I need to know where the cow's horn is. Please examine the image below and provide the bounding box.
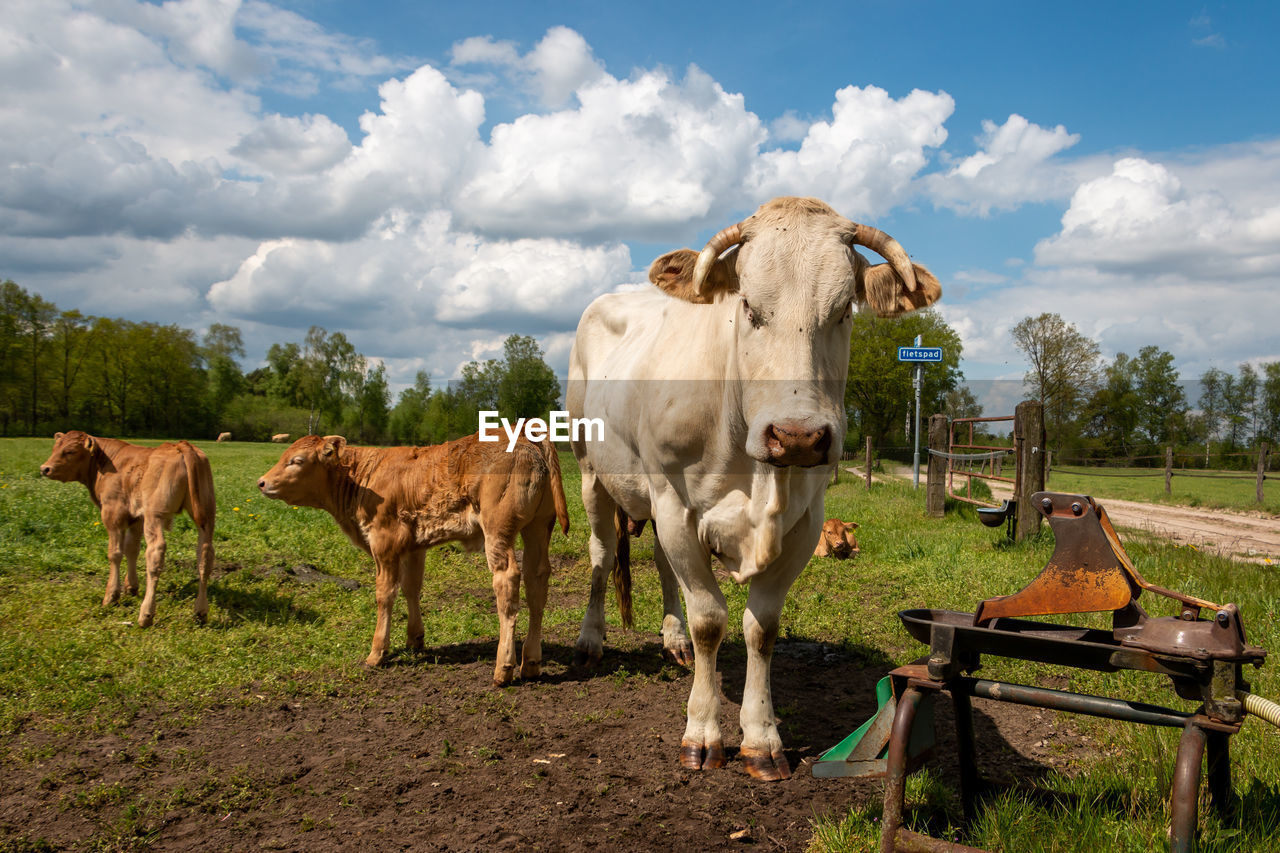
[852,223,917,292]
[692,222,743,296]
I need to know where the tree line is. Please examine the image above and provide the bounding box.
[0,280,560,443]
[1012,312,1280,467]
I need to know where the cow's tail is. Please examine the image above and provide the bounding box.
[612,506,634,630]
[177,441,217,533]
[538,438,570,535]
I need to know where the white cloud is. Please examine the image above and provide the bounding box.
[450,25,604,108]
[924,114,1084,215]
[454,65,765,240]
[748,85,953,219]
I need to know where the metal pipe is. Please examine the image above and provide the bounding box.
[880,686,923,853]
[1170,723,1207,853]
[963,678,1192,728]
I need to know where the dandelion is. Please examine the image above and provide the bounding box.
[233,507,240,512]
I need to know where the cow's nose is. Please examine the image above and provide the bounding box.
[764,421,831,467]
[40,465,51,477]
[257,478,267,491]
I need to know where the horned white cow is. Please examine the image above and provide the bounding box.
[567,197,940,780]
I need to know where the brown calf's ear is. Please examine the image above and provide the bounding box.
[859,262,942,318]
[648,247,739,304]
[321,435,347,458]
[54,431,65,440]
[83,436,95,453]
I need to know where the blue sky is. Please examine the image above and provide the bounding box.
[4,0,1279,394]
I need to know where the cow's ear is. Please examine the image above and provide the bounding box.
[83,436,95,453]
[858,262,942,318]
[54,431,64,440]
[648,248,738,303]
[321,436,347,458]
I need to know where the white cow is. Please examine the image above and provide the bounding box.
[567,197,940,780]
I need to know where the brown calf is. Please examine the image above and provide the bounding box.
[271,433,290,443]
[813,518,860,559]
[216,432,231,442]
[257,433,570,685]
[40,431,217,626]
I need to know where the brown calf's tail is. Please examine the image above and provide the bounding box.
[177,441,217,532]
[539,438,570,534]
[612,506,634,630]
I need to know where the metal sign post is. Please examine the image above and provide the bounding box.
[897,337,943,490]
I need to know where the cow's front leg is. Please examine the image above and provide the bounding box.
[487,535,521,686]
[573,470,616,667]
[657,521,727,770]
[738,518,816,781]
[401,549,426,652]
[366,548,402,667]
[137,515,169,627]
[123,519,142,597]
[654,536,693,666]
[102,517,127,607]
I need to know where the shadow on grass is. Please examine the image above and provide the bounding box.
[189,580,323,627]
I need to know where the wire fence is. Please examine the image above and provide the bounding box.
[1046,444,1273,505]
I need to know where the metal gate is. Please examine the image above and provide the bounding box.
[947,414,1015,506]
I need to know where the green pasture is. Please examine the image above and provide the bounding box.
[1,437,1278,851]
[1045,465,1279,515]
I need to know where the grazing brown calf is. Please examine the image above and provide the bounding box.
[216,432,231,442]
[257,433,570,684]
[40,431,217,626]
[271,433,290,443]
[813,518,860,559]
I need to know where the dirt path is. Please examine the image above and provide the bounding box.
[987,481,1280,562]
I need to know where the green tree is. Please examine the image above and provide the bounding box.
[846,308,962,449]
[497,334,562,420]
[203,323,246,424]
[47,309,94,424]
[1222,363,1258,450]
[389,371,433,444]
[1083,352,1141,457]
[1198,368,1227,464]
[1133,345,1186,447]
[1261,362,1280,444]
[1010,313,1100,448]
[352,361,391,443]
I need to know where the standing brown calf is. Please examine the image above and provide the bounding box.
[257,433,570,685]
[40,431,217,626]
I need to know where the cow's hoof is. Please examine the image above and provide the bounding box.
[662,640,695,668]
[740,747,791,781]
[407,635,425,652]
[680,740,726,771]
[103,592,120,607]
[136,613,153,628]
[364,653,389,668]
[572,645,602,669]
[194,611,207,626]
[519,660,542,680]
[493,666,516,687]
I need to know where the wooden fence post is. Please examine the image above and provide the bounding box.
[865,436,873,491]
[926,414,948,517]
[1014,400,1046,542]
[1166,447,1173,495]
[1259,443,1269,504]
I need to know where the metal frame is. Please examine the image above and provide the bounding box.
[946,415,1015,507]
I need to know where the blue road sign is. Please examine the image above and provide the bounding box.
[897,347,943,363]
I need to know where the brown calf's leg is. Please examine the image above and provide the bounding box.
[519,521,553,681]
[123,520,143,597]
[103,520,126,607]
[488,537,522,687]
[401,550,426,652]
[193,518,214,624]
[137,515,169,627]
[366,552,401,667]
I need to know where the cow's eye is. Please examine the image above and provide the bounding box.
[742,298,763,329]
[290,457,305,466]
[842,300,853,322]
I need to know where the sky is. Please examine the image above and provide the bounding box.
[4,0,1279,399]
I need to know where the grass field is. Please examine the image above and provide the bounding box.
[1,436,1279,851]
[1045,465,1279,515]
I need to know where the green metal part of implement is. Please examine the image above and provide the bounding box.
[812,675,936,778]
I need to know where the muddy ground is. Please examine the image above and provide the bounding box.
[0,619,1092,853]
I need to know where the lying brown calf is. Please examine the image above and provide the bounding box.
[813,518,860,558]
[258,433,569,684]
[40,431,217,626]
